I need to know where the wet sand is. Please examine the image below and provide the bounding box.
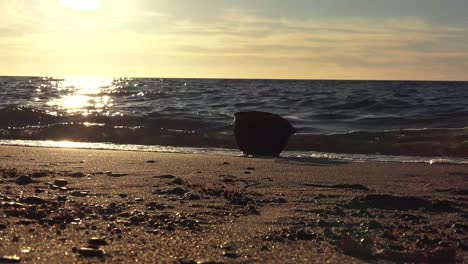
[0,145,467,263]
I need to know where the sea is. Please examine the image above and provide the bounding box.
[1,76,467,164]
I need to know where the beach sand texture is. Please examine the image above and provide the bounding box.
[0,145,467,263]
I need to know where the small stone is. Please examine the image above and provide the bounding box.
[183,193,201,200]
[135,198,144,202]
[1,202,25,209]
[71,191,89,197]
[220,242,237,251]
[275,198,287,203]
[20,248,30,253]
[146,160,156,163]
[0,255,21,263]
[223,251,240,258]
[341,236,373,259]
[154,174,176,179]
[15,175,35,185]
[222,178,235,183]
[34,188,45,194]
[170,178,185,185]
[54,179,68,187]
[21,196,46,205]
[107,172,128,177]
[296,229,317,240]
[167,187,188,196]
[88,237,108,247]
[77,247,104,257]
[71,172,85,178]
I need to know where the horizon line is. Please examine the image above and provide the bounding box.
[1,74,467,83]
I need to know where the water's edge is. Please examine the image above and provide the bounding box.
[1,139,466,165]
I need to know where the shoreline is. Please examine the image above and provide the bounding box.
[0,145,467,263]
[1,140,467,165]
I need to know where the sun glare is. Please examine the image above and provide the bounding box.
[47,77,115,116]
[59,0,102,12]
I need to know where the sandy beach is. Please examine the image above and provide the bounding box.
[0,145,467,263]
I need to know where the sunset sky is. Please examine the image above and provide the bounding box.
[1,0,467,80]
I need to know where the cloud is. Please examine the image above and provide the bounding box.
[1,2,467,80]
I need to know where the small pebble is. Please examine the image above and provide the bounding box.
[21,197,46,205]
[184,193,201,200]
[223,251,240,258]
[154,174,176,179]
[71,172,85,178]
[0,255,21,263]
[71,191,89,197]
[167,187,188,196]
[88,237,108,247]
[77,247,104,257]
[15,175,34,185]
[34,188,45,194]
[107,172,128,177]
[54,179,68,187]
[170,178,185,185]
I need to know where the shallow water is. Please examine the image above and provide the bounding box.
[1,76,468,161]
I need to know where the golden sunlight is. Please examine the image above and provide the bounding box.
[59,0,103,12]
[47,77,115,115]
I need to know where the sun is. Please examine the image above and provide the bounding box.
[59,0,103,12]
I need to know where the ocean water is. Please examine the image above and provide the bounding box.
[1,76,467,163]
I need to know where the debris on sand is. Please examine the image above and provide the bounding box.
[303,183,369,191]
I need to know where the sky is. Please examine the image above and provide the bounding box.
[1,0,468,80]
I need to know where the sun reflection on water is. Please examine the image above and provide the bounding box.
[46,76,118,116]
